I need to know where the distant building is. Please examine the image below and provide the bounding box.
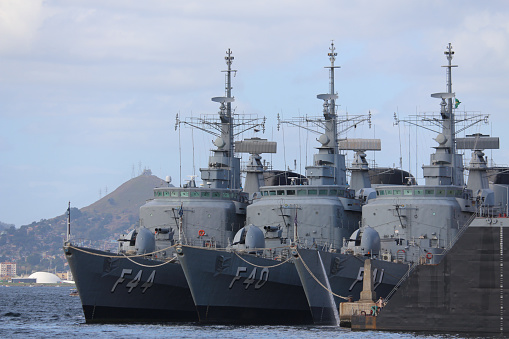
[56,271,72,281]
[11,278,36,284]
[0,262,16,278]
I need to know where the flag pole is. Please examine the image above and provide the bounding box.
[66,201,71,242]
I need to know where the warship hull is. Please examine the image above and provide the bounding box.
[177,245,408,325]
[177,245,313,324]
[293,249,409,325]
[352,217,509,333]
[64,244,197,323]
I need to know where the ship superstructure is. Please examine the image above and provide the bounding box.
[344,43,495,264]
[177,42,385,325]
[293,43,499,326]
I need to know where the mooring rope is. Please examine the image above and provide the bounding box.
[67,243,177,258]
[295,248,349,300]
[233,251,292,268]
[121,253,177,267]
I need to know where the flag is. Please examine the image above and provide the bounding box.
[454,98,461,109]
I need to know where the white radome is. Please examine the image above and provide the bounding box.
[28,272,62,284]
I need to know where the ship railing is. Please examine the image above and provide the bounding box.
[475,205,504,218]
[383,261,416,304]
[69,238,118,252]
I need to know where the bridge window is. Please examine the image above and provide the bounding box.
[414,189,424,195]
[191,192,200,197]
[436,189,445,196]
[287,190,295,195]
[171,191,178,197]
[403,189,413,195]
[297,190,307,196]
[180,191,189,197]
[212,192,220,198]
[201,192,210,197]
[319,189,328,195]
[329,189,337,196]
[308,189,317,195]
[425,189,435,196]
[277,190,285,196]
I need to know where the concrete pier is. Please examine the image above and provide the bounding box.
[339,259,376,327]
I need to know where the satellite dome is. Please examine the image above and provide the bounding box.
[135,227,156,254]
[360,226,381,254]
[28,272,62,284]
[232,224,265,249]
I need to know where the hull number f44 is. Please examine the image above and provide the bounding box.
[111,269,156,293]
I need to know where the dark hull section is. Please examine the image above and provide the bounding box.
[178,246,313,325]
[354,220,509,333]
[194,305,311,325]
[294,249,409,325]
[64,245,197,323]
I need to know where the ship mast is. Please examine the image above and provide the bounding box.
[444,43,458,185]
[66,201,71,242]
[322,41,340,155]
[223,49,235,188]
[175,49,265,190]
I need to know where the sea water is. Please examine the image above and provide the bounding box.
[0,285,489,338]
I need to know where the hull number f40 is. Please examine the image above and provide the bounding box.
[229,266,269,290]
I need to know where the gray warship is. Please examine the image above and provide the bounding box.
[349,44,509,335]
[295,43,502,329]
[63,49,271,323]
[176,42,409,324]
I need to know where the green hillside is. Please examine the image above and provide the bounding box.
[0,171,167,274]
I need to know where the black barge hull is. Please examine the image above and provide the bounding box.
[352,218,509,333]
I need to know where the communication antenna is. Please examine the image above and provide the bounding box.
[66,201,71,242]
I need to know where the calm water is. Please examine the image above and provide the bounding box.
[0,286,494,338]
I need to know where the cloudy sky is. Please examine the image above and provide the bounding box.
[1,0,508,227]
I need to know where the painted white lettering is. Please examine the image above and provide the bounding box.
[111,268,132,293]
[374,269,385,289]
[126,270,143,293]
[141,270,156,293]
[255,267,269,289]
[349,267,364,291]
[243,267,257,289]
[229,267,247,289]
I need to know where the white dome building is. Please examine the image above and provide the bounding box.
[28,272,62,284]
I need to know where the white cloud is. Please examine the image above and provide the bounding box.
[2,0,509,226]
[0,0,44,54]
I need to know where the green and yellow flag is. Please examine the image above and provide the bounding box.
[454,98,461,109]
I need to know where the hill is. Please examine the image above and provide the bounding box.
[0,170,167,274]
[0,221,15,231]
[75,171,167,239]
